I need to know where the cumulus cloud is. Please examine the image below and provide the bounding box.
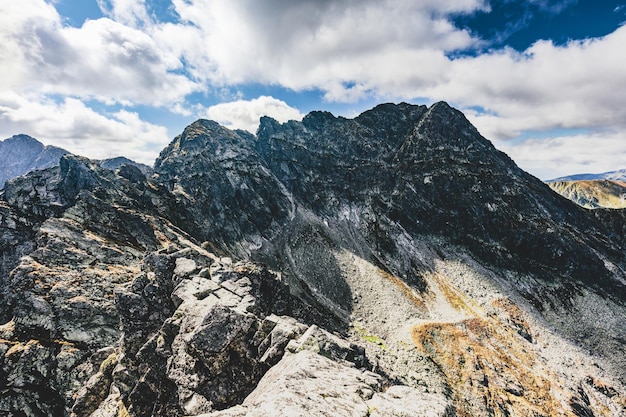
[162,0,626,144]
[166,0,485,89]
[445,27,626,140]
[205,96,304,133]
[495,131,626,180]
[96,0,151,27]
[0,0,196,106]
[0,93,169,164]
[0,0,61,91]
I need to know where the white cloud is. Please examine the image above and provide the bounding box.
[0,0,197,107]
[167,0,485,88]
[48,18,197,104]
[2,0,626,177]
[495,131,626,180]
[162,0,626,146]
[97,0,151,27]
[205,96,304,133]
[0,0,61,91]
[437,28,626,141]
[0,92,169,165]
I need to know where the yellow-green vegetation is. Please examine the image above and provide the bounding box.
[352,323,387,349]
[99,351,118,375]
[428,271,480,315]
[378,268,426,310]
[117,402,131,417]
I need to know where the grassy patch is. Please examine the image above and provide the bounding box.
[353,323,387,349]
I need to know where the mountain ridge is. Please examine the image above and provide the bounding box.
[0,134,70,189]
[548,168,626,182]
[1,102,625,416]
[0,134,153,190]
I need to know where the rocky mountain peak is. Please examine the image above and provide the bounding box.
[98,156,153,176]
[0,134,69,189]
[160,119,246,157]
[59,154,111,201]
[2,102,626,416]
[3,133,44,150]
[395,100,493,160]
[301,109,340,128]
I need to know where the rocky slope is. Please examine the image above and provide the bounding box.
[1,102,626,416]
[547,180,626,209]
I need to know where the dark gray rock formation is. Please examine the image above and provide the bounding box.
[1,102,626,416]
[0,154,188,416]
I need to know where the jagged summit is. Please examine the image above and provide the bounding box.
[3,133,43,148]
[1,102,626,416]
[156,102,620,289]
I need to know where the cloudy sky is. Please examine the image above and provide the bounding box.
[1,0,625,179]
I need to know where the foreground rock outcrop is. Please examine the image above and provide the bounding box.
[1,102,626,416]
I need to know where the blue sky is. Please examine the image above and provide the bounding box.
[1,0,625,179]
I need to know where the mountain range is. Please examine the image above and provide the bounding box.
[0,102,625,417]
[0,135,152,190]
[0,134,69,189]
[549,169,626,182]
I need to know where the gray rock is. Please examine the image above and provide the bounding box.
[367,385,455,417]
[199,350,381,417]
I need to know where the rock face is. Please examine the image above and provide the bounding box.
[0,134,69,189]
[2,102,626,417]
[548,180,626,209]
[0,155,186,416]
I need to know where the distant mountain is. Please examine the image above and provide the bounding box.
[99,156,153,176]
[548,180,626,209]
[549,168,626,182]
[0,135,154,190]
[0,134,69,189]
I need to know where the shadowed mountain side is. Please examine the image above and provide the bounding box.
[152,102,626,312]
[153,102,626,387]
[250,102,626,301]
